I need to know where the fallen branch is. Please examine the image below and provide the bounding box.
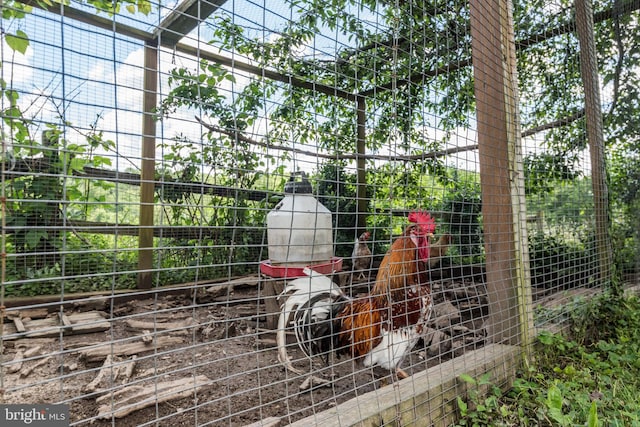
[96,375,211,419]
[20,356,51,378]
[84,355,113,393]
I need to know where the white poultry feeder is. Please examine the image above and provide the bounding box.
[260,172,342,327]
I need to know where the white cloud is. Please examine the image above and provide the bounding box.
[1,40,33,84]
[87,62,107,82]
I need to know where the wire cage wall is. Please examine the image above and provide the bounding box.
[1,0,638,425]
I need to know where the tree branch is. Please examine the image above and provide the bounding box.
[195,116,477,162]
[521,110,585,138]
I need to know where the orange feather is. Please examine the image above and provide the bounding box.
[371,227,424,302]
[336,298,384,359]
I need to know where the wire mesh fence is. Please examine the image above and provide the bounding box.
[0,0,638,425]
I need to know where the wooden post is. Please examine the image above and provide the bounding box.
[470,0,533,346]
[575,0,613,288]
[137,41,158,289]
[355,96,367,233]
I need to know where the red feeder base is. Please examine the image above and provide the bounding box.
[259,257,343,279]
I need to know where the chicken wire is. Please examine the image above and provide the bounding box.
[0,0,634,425]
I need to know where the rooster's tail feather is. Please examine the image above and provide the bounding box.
[277,271,349,373]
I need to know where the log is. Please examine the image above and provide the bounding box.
[72,299,107,311]
[84,355,113,393]
[60,313,73,328]
[20,356,51,378]
[6,308,49,320]
[125,318,195,332]
[80,336,184,363]
[13,318,26,333]
[6,338,55,348]
[205,275,260,297]
[120,356,137,384]
[96,375,210,419]
[23,345,42,358]
[2,311,110,340]
[6,349,25,374]
[23,317,60,338]
[69,312,111,334]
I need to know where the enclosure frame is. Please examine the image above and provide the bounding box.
[1,0,623,424]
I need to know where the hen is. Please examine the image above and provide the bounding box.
[351,231,373,281]
[277,211,436,380]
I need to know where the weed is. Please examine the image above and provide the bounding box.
[455,295,640,426]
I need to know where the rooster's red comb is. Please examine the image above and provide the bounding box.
[408,211,436,234]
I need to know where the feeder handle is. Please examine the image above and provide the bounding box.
[288,171,308,182]
[284,171,312,194]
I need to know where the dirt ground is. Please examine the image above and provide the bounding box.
[0,270,506,426]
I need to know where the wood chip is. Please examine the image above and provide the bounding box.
[62,362,78,373]
[141,330,153,344]
[433,300,461,318]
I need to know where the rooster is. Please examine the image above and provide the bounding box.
[351,231,373,281]
[277,211,436,381]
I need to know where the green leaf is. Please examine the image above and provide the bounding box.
[456,396,468,414]
[4,89,19,105]
[458,373,477,386]
[25,230,47,249]
[477,373,492,386]
[538,331,555,345]
[69,157,87,172]
[546,385,563,411]
[587,401,598,427]
[546,385,570,426]
[5,30,30,54]
[125,4,135,14]
[92,155,112,167]
[137,0,152,15]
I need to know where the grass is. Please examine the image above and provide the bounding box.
[455,293,640,426]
